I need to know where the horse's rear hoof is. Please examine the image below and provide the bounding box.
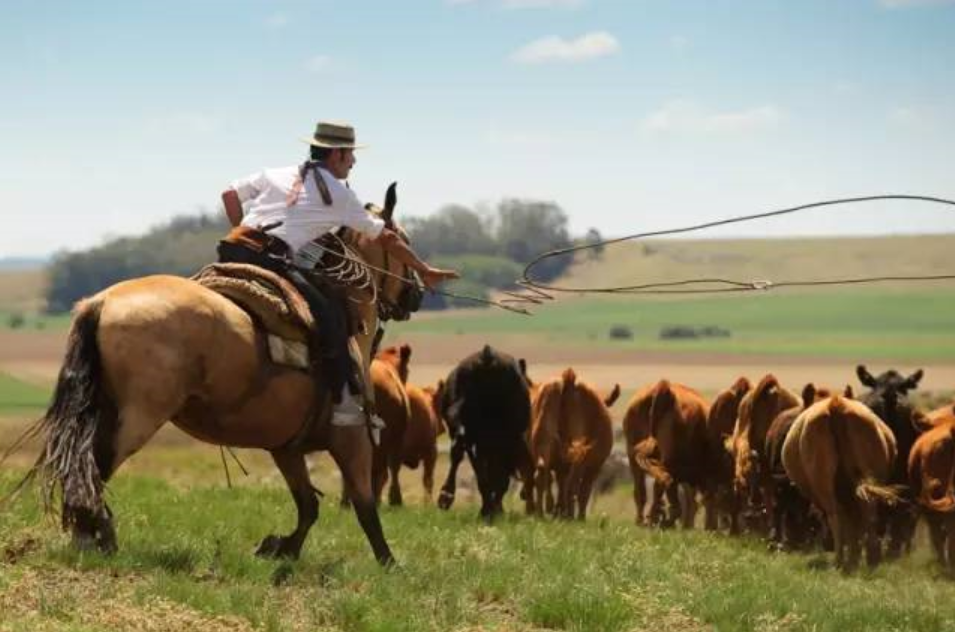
[255,535,300,560]
[72,530,117,556]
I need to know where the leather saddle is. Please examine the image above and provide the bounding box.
[193,262,314,368]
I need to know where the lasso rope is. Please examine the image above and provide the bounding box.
[517,194,955,298]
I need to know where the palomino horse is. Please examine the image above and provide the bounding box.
[19,184,420,566]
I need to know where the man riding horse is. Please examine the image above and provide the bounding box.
[11,120,458,566]
[218,120,458,425]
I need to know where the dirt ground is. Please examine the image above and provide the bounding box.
[4,329,955,394]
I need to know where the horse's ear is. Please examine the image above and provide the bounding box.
[383,182,398,224]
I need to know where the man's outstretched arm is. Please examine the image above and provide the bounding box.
[374,229,460,289]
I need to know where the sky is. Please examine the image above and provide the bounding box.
[2,0,954,258]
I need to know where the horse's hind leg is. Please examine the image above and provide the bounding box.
[69,402,169,554]
[256,449,319,560]
[330,425,394,566]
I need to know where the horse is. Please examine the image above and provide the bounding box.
[13,183,421,566]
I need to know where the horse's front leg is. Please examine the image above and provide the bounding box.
[330,424,395,566]
[437,437,466,510]
[256,449,320,560]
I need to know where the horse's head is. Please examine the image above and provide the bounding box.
[346,183,423,321]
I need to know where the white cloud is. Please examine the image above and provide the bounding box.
[305,55,332,73]
[503,0,585,8]
[669,35,689,52]
[888,105,943,130]
[511,31,620,64]
[878,0,955,7]
[145,113,222,136]
[833,81,858,95]
[446,0,584,6]
[641,100,784,135]
[484,126,561,148]
[266,13,288,28]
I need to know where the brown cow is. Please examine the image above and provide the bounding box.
[782,395,899,571]
[908,403,955,568]
[730,374,800,533]
[369,344,412,506]
[626,380,709,528]
[765,383,850,550]
[529,368,619,520]
[703,377,751,531]
[398,384,443,503]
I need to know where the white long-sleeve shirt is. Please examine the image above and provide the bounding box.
[232,164,385,254]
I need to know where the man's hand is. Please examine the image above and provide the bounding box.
[420,266,460,290]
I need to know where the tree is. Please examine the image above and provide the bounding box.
[404,204,496,259]
[495,199,573,281]
[583,228,605,260]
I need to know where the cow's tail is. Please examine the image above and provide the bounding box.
[3,298,115,525]
[560,368,590,464]
[754,373,779,404]
[827,395,901,510]
[634,381,675,487]
[913,426,955,514]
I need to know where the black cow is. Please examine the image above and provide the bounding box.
[435,345,531,519]
[857,364,926,558]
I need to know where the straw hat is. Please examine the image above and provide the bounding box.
[303,121,367,149]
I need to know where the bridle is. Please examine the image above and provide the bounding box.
[376,224,423,323]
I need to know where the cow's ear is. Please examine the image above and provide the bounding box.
[857,365,876,388]
[801,383,817,409]
[400,343,412,363]
[904,369,924,391]
[382,182,397,224]
[518,358,532,385]
[843,384,855,399]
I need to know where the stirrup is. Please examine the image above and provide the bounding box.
[368,414,385,446]
[330,393,364,427]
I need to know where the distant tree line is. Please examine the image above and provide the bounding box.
[44,200,603,313]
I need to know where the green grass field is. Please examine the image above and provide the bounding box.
[0,373,51,415]
[394,288,955,361]
[2,470,955,632]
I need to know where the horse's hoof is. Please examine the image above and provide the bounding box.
[97,536,118,556]
[72,532,98,552]
[255,535,299,560]
[437,491,454,511]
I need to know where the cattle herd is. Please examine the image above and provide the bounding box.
[371,343,955,573]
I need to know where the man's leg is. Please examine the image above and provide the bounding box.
[284,268,354,405]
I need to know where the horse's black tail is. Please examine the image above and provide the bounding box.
[4,297,115,527]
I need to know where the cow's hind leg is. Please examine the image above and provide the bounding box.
[387,456,403,507]
[575,462,601,520]
[256,449,319,560]
[437,439,466,510]
[422,449,436,503]
[628,455,647,525]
